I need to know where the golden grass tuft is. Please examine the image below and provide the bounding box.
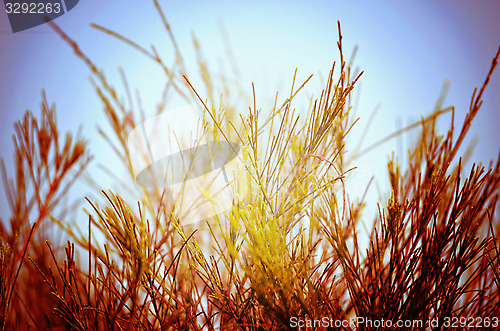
[1,2,499,329]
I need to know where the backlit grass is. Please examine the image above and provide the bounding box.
[1,2,499,330]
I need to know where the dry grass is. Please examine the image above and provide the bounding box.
[1,2,499,330]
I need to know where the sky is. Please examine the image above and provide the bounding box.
[1,0,500,225]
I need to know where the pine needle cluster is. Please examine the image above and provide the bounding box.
[1,2,499,329]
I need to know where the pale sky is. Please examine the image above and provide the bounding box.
[1,0,499,224]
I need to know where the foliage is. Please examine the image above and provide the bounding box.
[1,2,499,329]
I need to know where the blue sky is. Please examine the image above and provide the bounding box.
[1,0,499,222]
